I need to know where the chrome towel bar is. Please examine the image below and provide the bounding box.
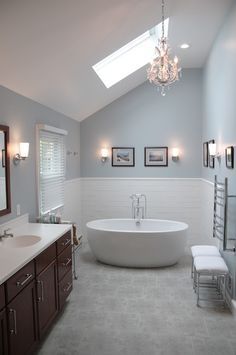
[213,175,236,251]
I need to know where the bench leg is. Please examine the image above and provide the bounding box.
[193,266,195,290]
[223,275,227,307]
[197,272,200,307]
[191,257,193,279]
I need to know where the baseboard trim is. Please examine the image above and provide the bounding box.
[200,178,214,186]
[80,177,201,181]
[65,177,80,184]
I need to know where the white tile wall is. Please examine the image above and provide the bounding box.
[63,178,81,231]
[64,177,216,252]
[200,179,217,247]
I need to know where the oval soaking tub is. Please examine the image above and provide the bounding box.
[86,219,188,268]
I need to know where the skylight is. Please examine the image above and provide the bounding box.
[92,19,169,88]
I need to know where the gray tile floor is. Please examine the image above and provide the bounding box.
[38,244,236,355]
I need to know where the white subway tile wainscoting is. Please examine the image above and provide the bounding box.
[80,178,216,250]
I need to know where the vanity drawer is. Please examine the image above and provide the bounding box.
[56,230,71,255]
[0,284,5,311]
[58,269,73,310]
[57,245,72,281]
[6,261,35,302]
[35,242,57,275]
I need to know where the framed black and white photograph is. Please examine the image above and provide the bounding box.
[208,140,215,168]
[203,142,208,167]
[144,147,168,167]
[225,146,234,169]
[112,147,135,167]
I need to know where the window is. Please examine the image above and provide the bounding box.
[92,19,169,88]
[37,125,67,215]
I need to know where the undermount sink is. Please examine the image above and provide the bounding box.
[3,235,41,248]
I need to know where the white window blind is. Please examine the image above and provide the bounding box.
[39,128,66,214]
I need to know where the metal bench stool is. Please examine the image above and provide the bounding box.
[190,245,220,278]
[193,255,228,307]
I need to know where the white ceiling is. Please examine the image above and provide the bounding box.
[0,0,234,121]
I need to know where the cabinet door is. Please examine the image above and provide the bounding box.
[36,260,58,338]
[0,308,8,355]
[58,245,72,282]
[57,231,71,255]
[35,243,56,276]
[6,261,35,303]
[7,281,37,355]
[0,284,5,311]
[58,269,73,310]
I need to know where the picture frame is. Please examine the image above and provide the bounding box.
[225,146,234,169]
[112,147,135,167]
[144,147,168,167]
[208,139,215,168]
[203,142,208,167]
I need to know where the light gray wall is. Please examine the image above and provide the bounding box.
[202,2,236,298]
[202,3,236,186]
[0,85,80,224]
[80,69,203,178]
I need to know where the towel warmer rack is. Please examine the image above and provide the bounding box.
[213,175,236,251]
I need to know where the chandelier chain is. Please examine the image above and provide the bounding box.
[162,0,165,38]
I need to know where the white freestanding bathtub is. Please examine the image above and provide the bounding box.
[86,219,188,267]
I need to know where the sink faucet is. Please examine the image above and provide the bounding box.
[130,194,147,224]
[0,228,14,241]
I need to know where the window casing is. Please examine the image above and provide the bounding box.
[37,125,67,215]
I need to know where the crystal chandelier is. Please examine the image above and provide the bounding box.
[147,0,181,96]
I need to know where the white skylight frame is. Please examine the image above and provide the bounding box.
[92,19,169,88]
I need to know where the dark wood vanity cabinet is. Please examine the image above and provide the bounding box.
[56,231,71,255]
[0,283,8,355]
[7,281,37,355]
[0,284,5,311]
[58,244,73,281]
[58,268,73,310]
[35,243,57,275]
[0,230,73,355]
[56,234,73,310]
[36,260,58,338]
[6,261,35,302]
[0,308,8,355]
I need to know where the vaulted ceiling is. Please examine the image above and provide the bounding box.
[0,0,234,121]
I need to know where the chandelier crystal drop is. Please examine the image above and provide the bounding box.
[147,0,181,96]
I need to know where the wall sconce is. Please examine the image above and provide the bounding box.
[101,148,108,162]
[172,148,179,161]
[209,141,220,158]
[13,142,29,165]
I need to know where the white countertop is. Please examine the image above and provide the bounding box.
[0,223,72,285]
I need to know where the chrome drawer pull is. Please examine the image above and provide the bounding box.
[37,280,44,302]
[9,308,17,335]
[16,273,33,287]
[63,282,72,293]
[62,258,72,267]
[61,238,70,247]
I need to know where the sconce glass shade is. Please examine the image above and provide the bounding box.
[172,147,179,161]
[101,148,108,158]
[19,142,29,158]
[13,142,30,165]
[209,142,216,156]
[172,148,179,158]
[101,148,109,162]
